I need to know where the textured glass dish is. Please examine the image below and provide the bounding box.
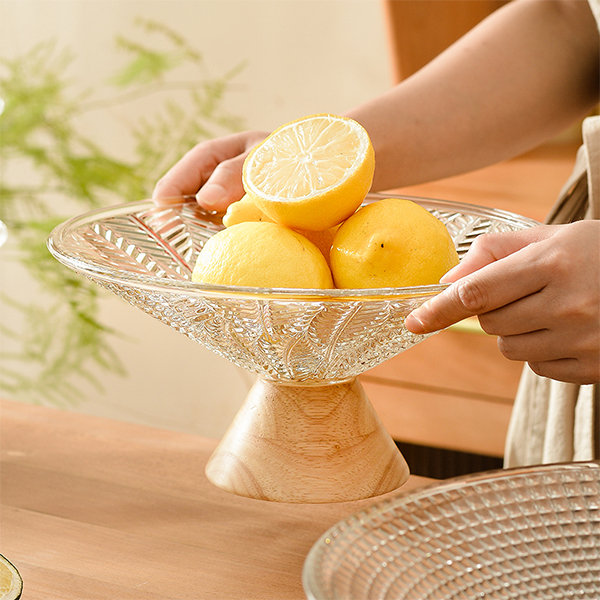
[48,193,538,383]
[303,461,600,600]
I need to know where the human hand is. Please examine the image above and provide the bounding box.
[152,130,269,210]
[405,221,600,384]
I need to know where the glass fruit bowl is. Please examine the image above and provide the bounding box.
[303,460,600,599]
[48,193,538,502]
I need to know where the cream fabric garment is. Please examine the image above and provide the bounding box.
[504,122,600,464]
[504,0,600,467]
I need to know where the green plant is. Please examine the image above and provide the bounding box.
[0,18,244,405]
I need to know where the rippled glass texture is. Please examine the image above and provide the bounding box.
[303,461,600,599]
[48,194,538,383]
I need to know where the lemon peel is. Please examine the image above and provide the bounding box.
[192,221,333,289]
[330,198,459,289]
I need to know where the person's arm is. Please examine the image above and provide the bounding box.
[151,0,600,385]
[153,0,599,209]
[347,0,600,191]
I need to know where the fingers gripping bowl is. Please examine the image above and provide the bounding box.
[48,194,538,502]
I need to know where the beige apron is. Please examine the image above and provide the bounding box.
[504,116,600,467]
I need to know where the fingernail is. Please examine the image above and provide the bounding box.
[405,312,425,334]
[440,265,459,284]
[196,183,226,210]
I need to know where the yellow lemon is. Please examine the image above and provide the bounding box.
[222,194,273,227]
[222,194,338,267]
[298,226,339,268]
[242,114,374,232]
[192,221,333,289]
[330,198,459,289]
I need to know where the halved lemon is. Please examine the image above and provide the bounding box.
[242,114,374,231]
[0,555,22,600]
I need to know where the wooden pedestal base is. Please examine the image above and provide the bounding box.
[205,377,410,503]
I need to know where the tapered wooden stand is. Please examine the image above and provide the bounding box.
[205,377,410,503]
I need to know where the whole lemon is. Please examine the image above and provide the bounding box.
[192,221,334,289]
[222,194,338,268]
[222,194,273,227]
[330,198,459,289]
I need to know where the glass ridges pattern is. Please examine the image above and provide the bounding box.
[99,281,431,381]
[48,195,539,383]
[304,461,600,600]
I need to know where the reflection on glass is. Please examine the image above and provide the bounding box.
[0,220,7,248]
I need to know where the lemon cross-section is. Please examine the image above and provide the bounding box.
[242,114,374,232]
[0,555,22,600]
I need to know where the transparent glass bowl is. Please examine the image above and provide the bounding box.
[303,461,600,599]
[47,193,538,384]
[48,194,544,503]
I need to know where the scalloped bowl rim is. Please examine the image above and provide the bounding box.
[47,193,540,302]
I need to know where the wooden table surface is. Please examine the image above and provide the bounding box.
[0,399,432,600]
[1,142,578,598]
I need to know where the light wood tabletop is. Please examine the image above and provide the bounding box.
[0,399,433,600]
[1,143,577,598]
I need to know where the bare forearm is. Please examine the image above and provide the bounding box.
[347,0,599,191]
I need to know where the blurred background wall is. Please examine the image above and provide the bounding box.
[0,0,390,437]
